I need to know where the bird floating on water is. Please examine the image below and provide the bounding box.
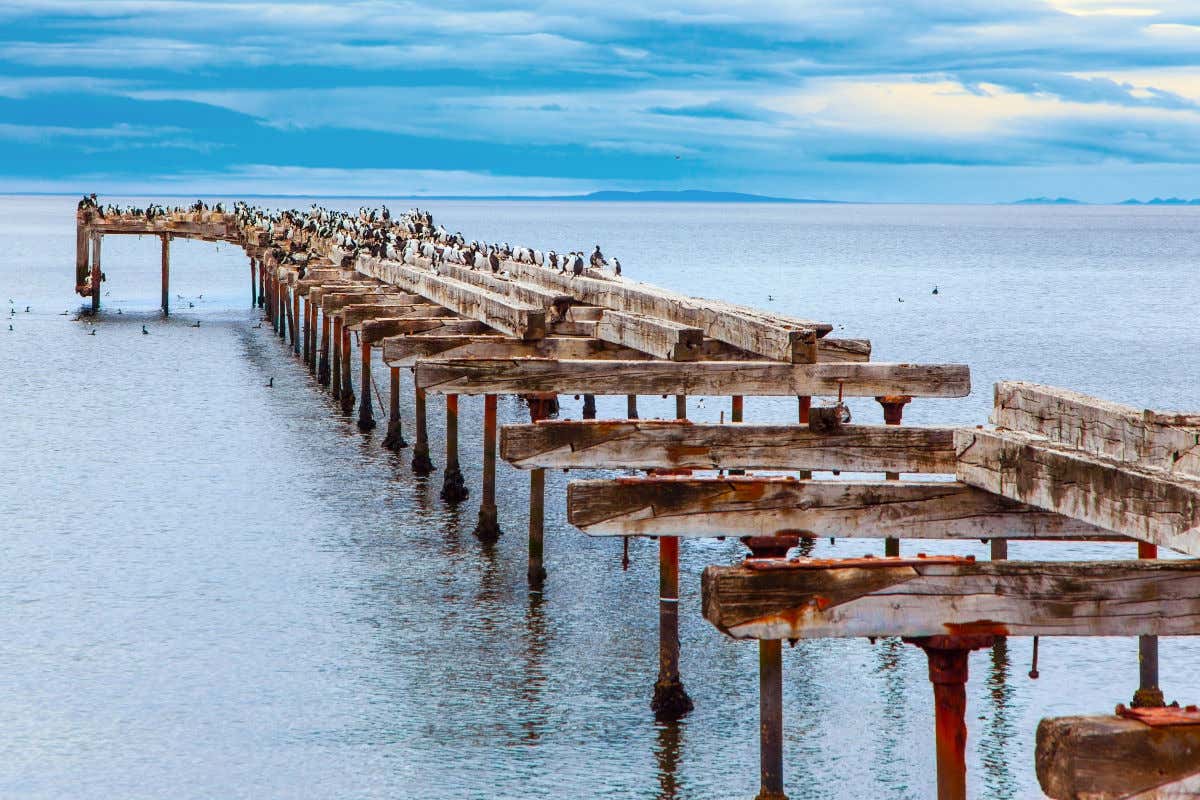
[253,322,262,329]
[266,377,274,388]
[191,320,201,328]
[141,324,149,335]
[898,298,905,303]
[25,306,29,312]
[88,328,96,336]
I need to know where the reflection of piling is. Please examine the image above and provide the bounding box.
[411,385,434,474]
[474,394,501,540]
[440,394,468,503]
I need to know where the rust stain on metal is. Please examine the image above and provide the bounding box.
[744,555,975,571]
[1117,704,1200,727]
[942,619,1011,637]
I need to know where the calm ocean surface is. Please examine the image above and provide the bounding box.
[3,196,1199,799]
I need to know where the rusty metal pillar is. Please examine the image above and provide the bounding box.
[730,395,745,475]
[357,339,376,431]
[302,298,312,368]
[904,635,995,800]
[412,385,434,474]
[440,394,468,502]
[75,217,90,291]
[331,317,343,400]
[339,324,356,414]
[1134,541,1165,708]
[990,538,1008,560]
[797,396,812,479]
[250,257,256,308]
[278,282,287,340]
[318,311,331,386]
[582,393,597,419]
[675,394,686,420]
[308,302,319,372]
[292,288,301,355]
[877,395,911,557]
[382,366,407,451]
[652,535,694,720]
[160,234,170,316]
[257,259,265,309]
[757,638,787,800]
[90,232,101,313]
[526,394,555,586]
[475,394,501,540]
[627,394,638,419]
[267,270,276,329]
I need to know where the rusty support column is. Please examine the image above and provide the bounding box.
[440,394,468,502]
[582,393,597,419]
[878,395,911,557]
[339,324,356,414]
[382,366,407,451]
[318,311,331,386]
[730,395,745,475]
[292,288,301,355]
[331,317,343,400]
[1133,541,1164,708]
[675,395,686,420]
[75,219,90,290]
[652,535,693,720]
[797,396,812,479]
[526,394,555,586]
[627,394,638,419]
[250,257,256,307]
[90,232,101,313]
[904,635,995,800]
[474,394,501,540]
[412,385,434,474]
[257,260,265,309]
[308,302,319,372]
[302,298,312,368]
[990,538,1008,560]
[278,282,287,340]
[267,271,276,329]
[757,638,786,800]
[357,339,376,431]
[160,234,170,316]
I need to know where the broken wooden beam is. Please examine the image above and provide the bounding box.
[340,303,453,329]
[955,428,1200,555]
[415,359,971,397]
[702,558,1200,640]
[567,477,1116,539]
[379,334,648,363]
[501,420,956,473]
[594,310,706,361]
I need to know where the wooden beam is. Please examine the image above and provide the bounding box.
[594,310,706,361]
[370,319,490,338]
[380,334,649,363]
[341,303,453,329]
[423,259,573,313]
[956,428,1200,555]
[1037,715,1200,800]
[501,421,956,473]
[354,256,546,339]
[567,477,1116,539]
[701,558,1200,640]
[994,381,1200,476]
[415,359,971,398]
[817,338,871,363]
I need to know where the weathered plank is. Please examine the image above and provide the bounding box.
[501,421,956,473]
[994,381,1200,477]
[817,338,871,363]
[422,259,573,314]
[956,428,1200,555]
[341,303,453,329]
[702,559,1200,640]
[594,310,706,361]
[375,319,490,337]
[355,256,546,340]
[365,322,494,346]
[501,258,832,360]
[380,334,649,364]
[567,477,1116,539]
[1037,715,1200,800]
[415,359,971,397]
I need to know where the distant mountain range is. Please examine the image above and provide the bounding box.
[394,189,837,203]
[1014,196,1200,205]
[1012,197,1084,205]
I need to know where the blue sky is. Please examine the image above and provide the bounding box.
[4,0,1200,200]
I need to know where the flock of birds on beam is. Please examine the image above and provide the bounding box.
[78,194,623,278]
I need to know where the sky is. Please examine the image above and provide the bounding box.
[4,0,1200,201]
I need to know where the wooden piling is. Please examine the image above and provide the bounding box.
[474,394,501,540]
[160,234,169,316]
[382,366,407,451]
[331,317,343,400]
[318,311,331,386]
[412,385,434,474]
[340,324,356,414]
[582,393,597,419]
[675,394,686,420]
[90,232,101,312]
[292,288,301,356]
[526,394,555,586]
[757,638,786,800]
[75,220,90,290]
[358,339,376,432]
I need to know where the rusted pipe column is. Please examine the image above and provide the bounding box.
[339,324,356,414]
[250,257,257,307]
[758,638,786,800]
[526,393,556,586]
[1134,541,1164,707]
[990,539,1008,560]
[627,395,638,419]
[75,218,90,291]
[730,395,745,475]
[411,385,434,474]
[318,311,331,386]
[88,231,100,311]
[302,298,312,368]
[440,394,468,502]
[474,394,501,540]
[257,259,265,309]
[267,271,276,329]
[877,395,911,557]
[331,317,343,400]
[652,535,693,720]
[308,302,319,372]
[278,283,288,341]
[160,234,170,316]
[357,339,376,431]
[582,393,597,419]
[904,635,995,800]
[797,396,812,479]
[292,288,301,355]
[675,395,686,419]
[382,366,408,451]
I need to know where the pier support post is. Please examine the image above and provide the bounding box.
[627,394,638,419]
[292,289,301,356]
[1133,541,1165,708]
[412,385,434,474]
[357,339,376,431]
[474,394,501,540]
[250,257,257,308]
[279,283,288,341]
[757,638,786,800]
[440,394,468,503]
[160,234,169,316]
[257,260,265,309]
[331,317,343,401]
[75,220,90,290]
[990,538,1008,560]
[582,393,597,419]
[797,396,812,479]
[90,232,101,313]
[318,312,331,386]
[675,394,686,420]
[339,324,356,415]
[382,366,407,450]
[877,395,911,557]
[730,395,745,475]
[268,271,277,329]
[526,394,556,586]
[302,298,312,369]
[652,535,694,720]
[903,635,995,800]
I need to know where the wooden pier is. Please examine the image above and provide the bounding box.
[74,199,1200,799]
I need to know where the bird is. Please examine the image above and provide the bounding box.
[898,298,904,303]
[60,310,69,316]
[767,294,775,302]
[88,328,96,336]
[188,302,194,308]
[7,324,11,331]
[932,286,939,295]
[141,324,149,335]
[191,320,201,328]
[24,306,29,312]
[266,377,274,387]
[252,322,262,329]
[117,309,122,315]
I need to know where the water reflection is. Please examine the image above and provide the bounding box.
[520,589,549,746]
[979,638,1017,800]
[873,637,914,799]
[654,720,684,800]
